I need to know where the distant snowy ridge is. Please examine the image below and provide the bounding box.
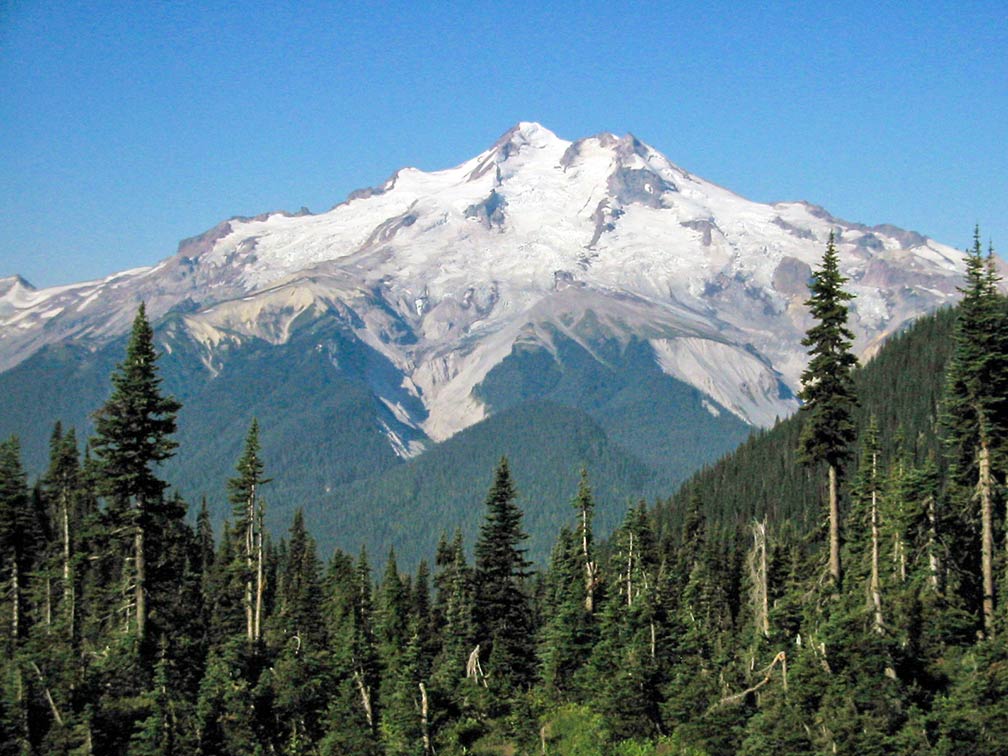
[0,122,975,450]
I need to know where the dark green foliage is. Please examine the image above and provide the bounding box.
[0,437,38,652]
[941,230,1008,484]
[939,229,1008,635]
[538,528,594,696]
[91,303,181,507]
[474,331,753,476]
[326,400,659,567]
[798,232,858,470]
[473,458,535,696]
[228,419,269,526]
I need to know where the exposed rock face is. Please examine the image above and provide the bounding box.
[0,122,971,449]
[772,256,813,298]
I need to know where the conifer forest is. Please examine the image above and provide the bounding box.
[4,230,1008,755]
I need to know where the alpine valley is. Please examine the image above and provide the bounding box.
[0,123,972,562]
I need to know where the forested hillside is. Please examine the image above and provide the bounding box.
[656,305,957,542]
[2,234,1007,755]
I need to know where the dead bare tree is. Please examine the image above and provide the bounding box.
[748,519,770,639]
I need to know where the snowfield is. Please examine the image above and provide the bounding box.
[0,122,975,447]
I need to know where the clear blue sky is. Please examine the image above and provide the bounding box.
[1,0,1005,287]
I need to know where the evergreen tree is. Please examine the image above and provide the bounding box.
[91,303,181,643]
[849,415,885,633]
[39,424,82,644]
[941,229,1008,636]
[376,549,410,668]
[129,640,177,756]
[194,639,260,756]
[538,527,594,696]
[798,231,858,588]
[379,623,426,756]
[319,549,382,755]
[0,438,38,655]
[228,419,269,645]
[0,437,38,755]
[472,457,534,695]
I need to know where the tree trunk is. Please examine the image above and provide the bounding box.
[419,682,432,756]
[63,494,74,640]
[581,505,596,614]
[869,451,883,633]
[245,489,255,643]
[828,464,841,588]
[893,530,906,583]
[135,516,146,641]
[353,669,374,730]
[925,494,941,594]
[979,439,995,637]
[11,558,19,645]
[45,575,52,631]
[254,499,264,643]
[750,519,770,638]
[30,661,64,727]
[626,530,634,607]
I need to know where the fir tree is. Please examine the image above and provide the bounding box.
[91,303,181,643]
[0,437,38,755]
[849,415,885,633]
[538,527,594,696]
[320,549,382,755]
[798,231,858,588]
[941,228,1008,636]
[472,457,534,694]
[228,419,270,645]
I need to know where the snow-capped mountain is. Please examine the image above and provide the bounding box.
[1,123,971,445]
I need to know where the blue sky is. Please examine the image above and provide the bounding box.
[1,0,1005,287]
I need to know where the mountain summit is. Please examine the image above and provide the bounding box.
[0,122,964,434]
[0,123,973,560]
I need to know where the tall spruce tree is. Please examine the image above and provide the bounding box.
[0,437,38,753]
[228,419,270,645]
[91,303,181,642]
[941,229,1008,636]
[472,457,534,693]
[798,231,858,588]
[40,425,82,643]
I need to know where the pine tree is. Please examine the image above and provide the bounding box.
[39,424,82,643]
[0,436,38,755]
[849,416,885,632]
[274,509,324,644]
[472,457,534,694]
[376,549,410,669]
[427,529,474,748]
[320,549,382,755]
[798,231,858,588]
[941,229,1008,637]
[129,640,177,756]
[91,303,181,643]
[228,419,270,645]
[0,438,37,658]
[538,527,594,696]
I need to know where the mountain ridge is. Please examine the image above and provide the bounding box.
[11,126,967,422]
[0,122,983,560]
